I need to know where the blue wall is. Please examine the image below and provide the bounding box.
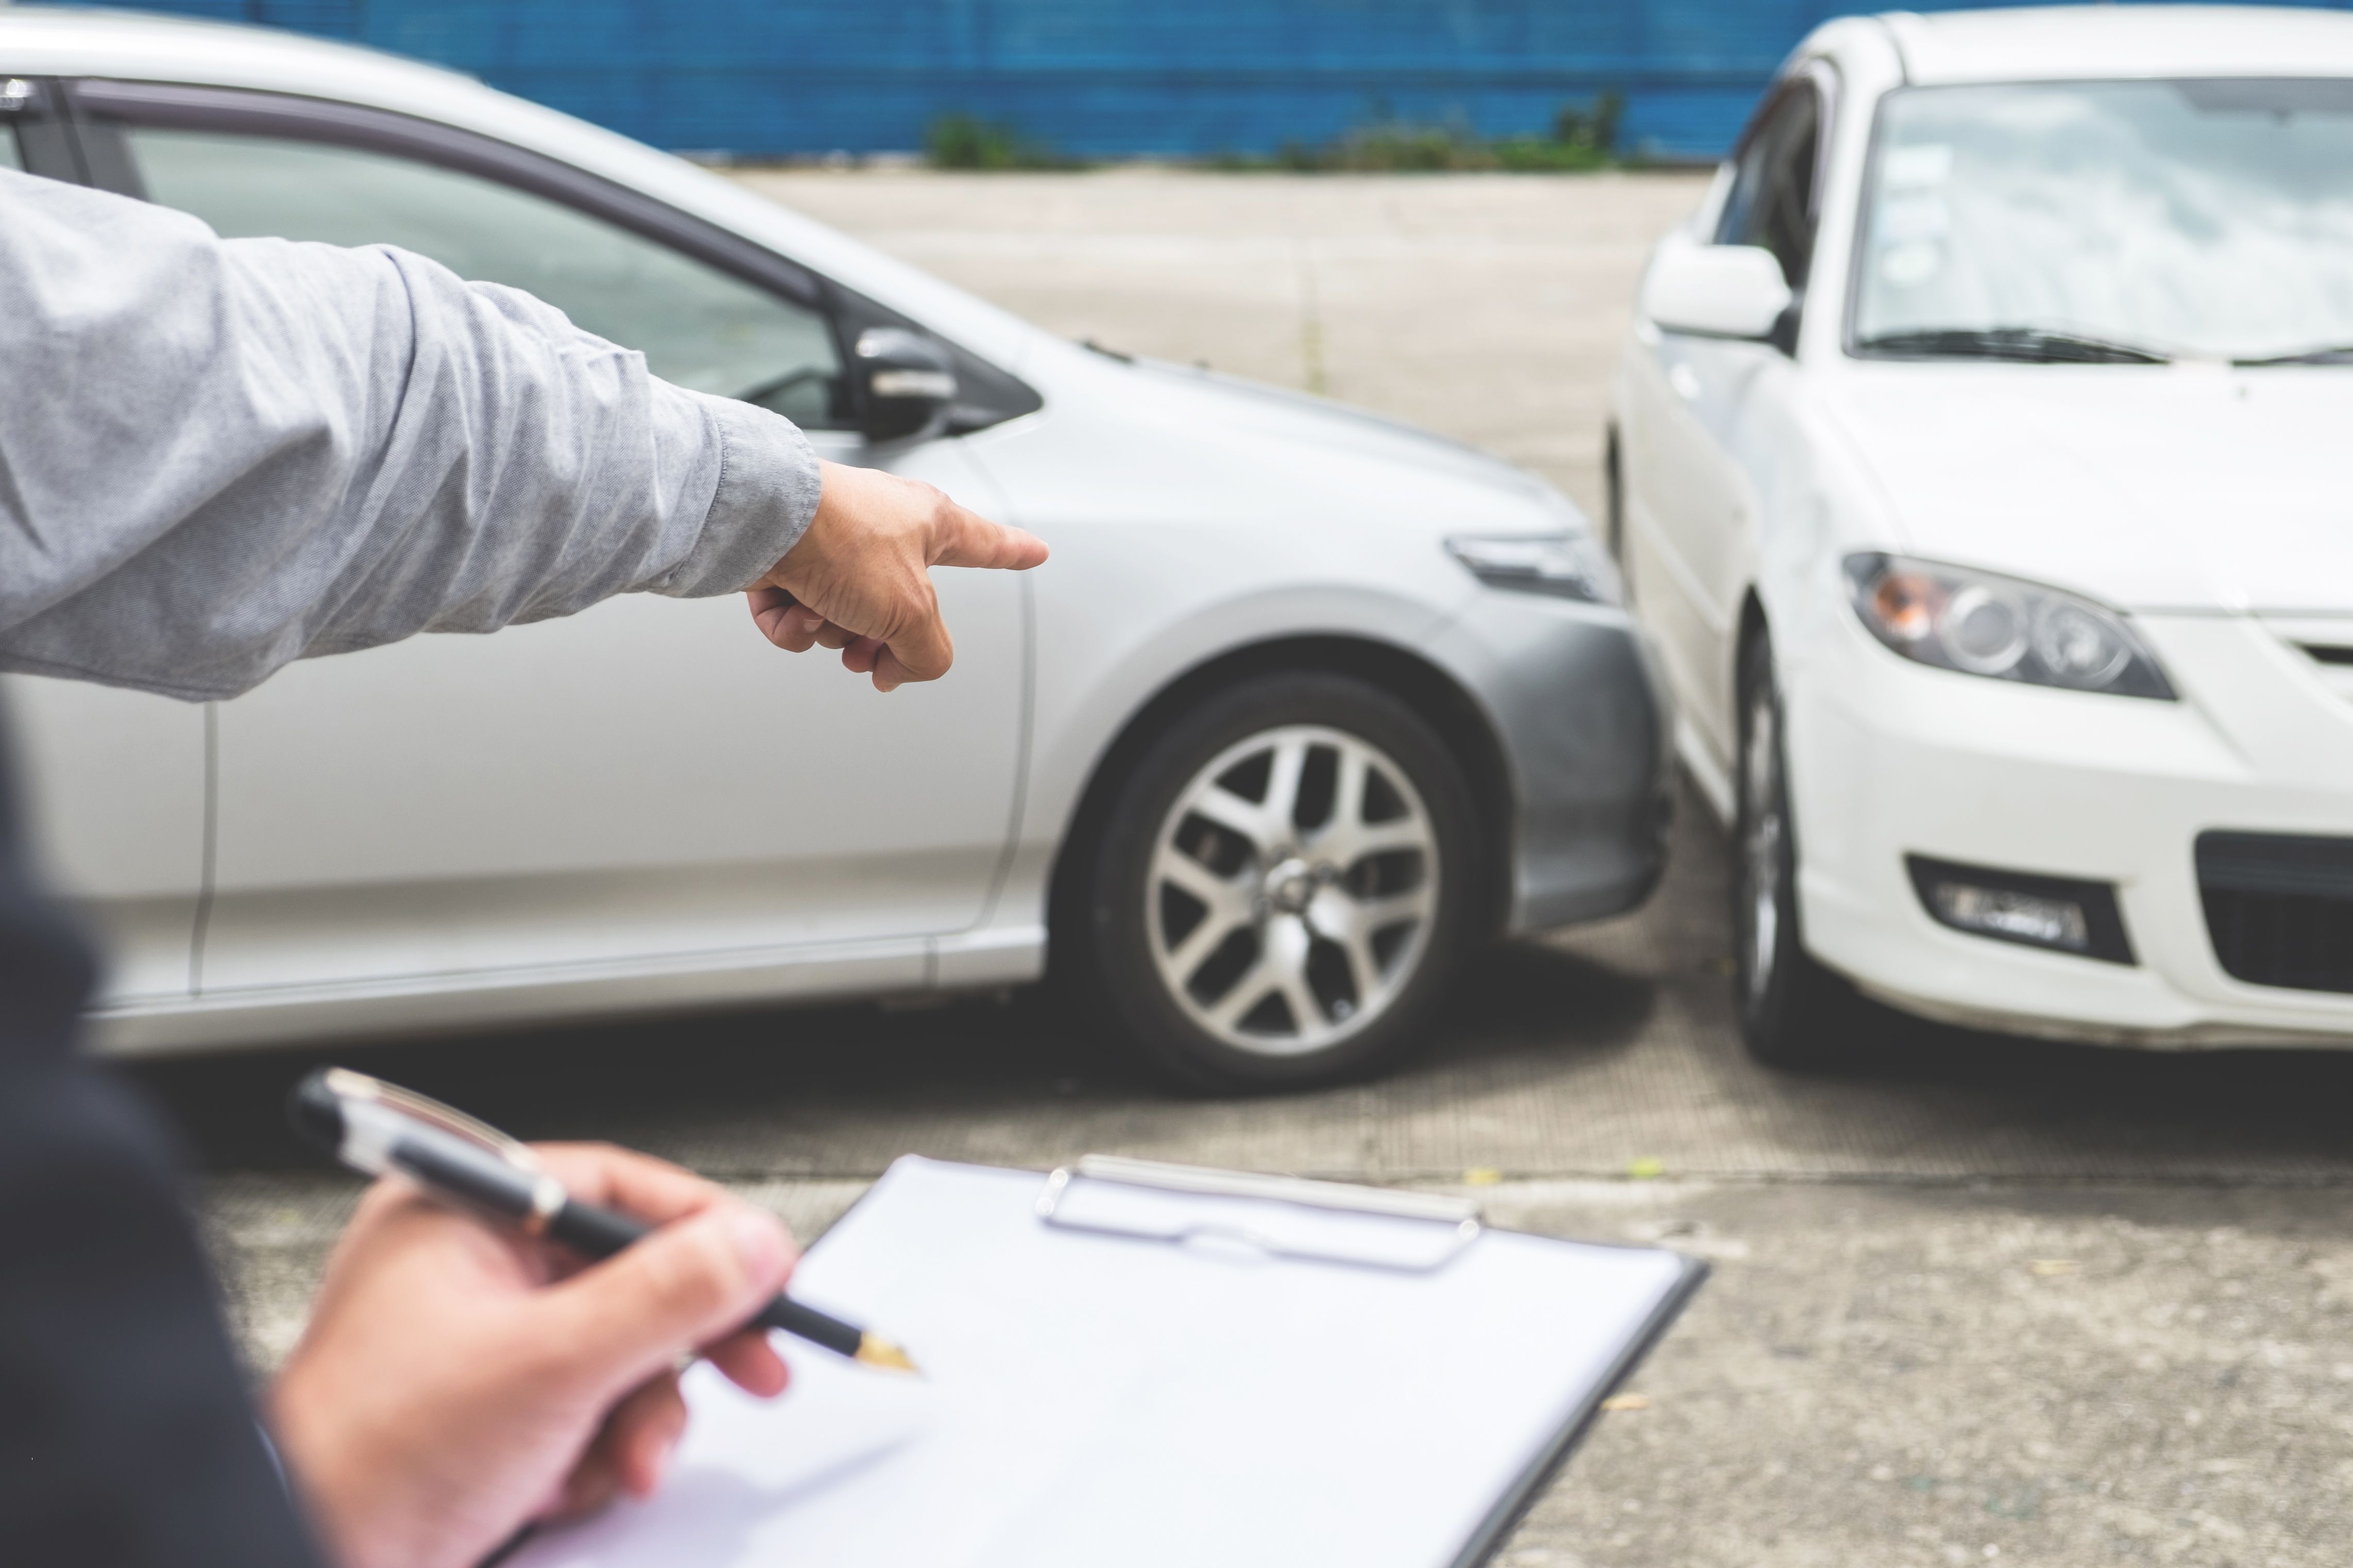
[65,1,2353,161]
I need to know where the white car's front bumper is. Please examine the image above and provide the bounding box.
[1786,609,2353,1047]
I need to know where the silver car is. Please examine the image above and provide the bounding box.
[2,9,1670,1089]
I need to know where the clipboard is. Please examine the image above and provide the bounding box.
[511,1155,1705,1568]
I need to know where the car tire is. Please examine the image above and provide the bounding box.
[1079,671,1480,1091]
[1604,426,1627,564]
[1731,629,1865,1070]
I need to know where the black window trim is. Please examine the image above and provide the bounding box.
[65,77,830,307]
[1718,81,1800,229]
[1714,60,1837,355]
[61,77,1045,435]
[1720,59,1839,237]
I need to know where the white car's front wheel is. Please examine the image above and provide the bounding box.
[1080,672,1479,1090]
[1732,631,1866,1069]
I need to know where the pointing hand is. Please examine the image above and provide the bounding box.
[747,461,1048,691]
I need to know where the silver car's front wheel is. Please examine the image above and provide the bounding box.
[1149,723,1439,1056]
[1078,671,1477,1089]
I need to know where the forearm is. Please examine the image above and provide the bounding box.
[0,171,820,701]
[272,253,823,662]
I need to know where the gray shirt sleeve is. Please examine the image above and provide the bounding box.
[0,168,823,702]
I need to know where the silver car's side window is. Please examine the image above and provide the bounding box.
[120,126,847,428]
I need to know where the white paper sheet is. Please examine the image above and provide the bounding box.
[510,1157,1691,1568]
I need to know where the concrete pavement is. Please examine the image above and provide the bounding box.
[176,787,2353,1568]
[156,171,2353,1568]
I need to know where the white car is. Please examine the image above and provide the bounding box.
[0,9,1671,1089]
[1612,4,2353,1066]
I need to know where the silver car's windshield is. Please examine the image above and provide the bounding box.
[1852,79,2353,365]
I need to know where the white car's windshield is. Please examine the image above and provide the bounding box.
[1853,78,2353,365]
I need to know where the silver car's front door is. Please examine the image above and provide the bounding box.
[2,677,204,1008]
[200,465,1022,997]
[96,111,1024,1000]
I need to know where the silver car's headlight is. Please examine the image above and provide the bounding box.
[1446,532,1617,604]
[1843,553,2175,700]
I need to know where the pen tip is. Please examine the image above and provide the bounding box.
[855,1335,921,1376]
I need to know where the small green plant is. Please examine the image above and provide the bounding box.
[1209,91,1626,173]
[924,112,1072,170]
[1490,92,1625,171]
[1329,120,1478,171]
[1554,91,1624,157]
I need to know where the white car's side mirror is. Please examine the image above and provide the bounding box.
[1640,237,1793,340]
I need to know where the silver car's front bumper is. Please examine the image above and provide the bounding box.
[1433,593,1674,936]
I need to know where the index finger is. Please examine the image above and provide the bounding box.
[532,1144,796,1394]
[931,504,1049,571]
[531,1142,728,1227]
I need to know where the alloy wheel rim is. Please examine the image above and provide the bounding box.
[1741,687,1783,1005]
[1147,723,1439,1057]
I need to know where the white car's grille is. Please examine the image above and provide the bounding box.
[2198,832,2353,995]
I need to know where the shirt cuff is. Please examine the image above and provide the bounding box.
[654,393,825,597]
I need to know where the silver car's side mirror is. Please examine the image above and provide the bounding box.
[1640,237,1793,340]
[855,327,959,443]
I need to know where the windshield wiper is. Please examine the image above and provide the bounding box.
[2235,343,2353,367]
[1857,327,2171,365]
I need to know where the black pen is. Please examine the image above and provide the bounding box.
[288,1066,917,1374]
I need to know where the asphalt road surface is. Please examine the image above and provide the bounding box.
[138,172,2352,1568]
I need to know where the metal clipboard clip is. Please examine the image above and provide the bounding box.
[1037,1154,1484,1273]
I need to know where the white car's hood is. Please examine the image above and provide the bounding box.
[1819,364,2353,614]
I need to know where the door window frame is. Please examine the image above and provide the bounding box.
[67,78,833,306]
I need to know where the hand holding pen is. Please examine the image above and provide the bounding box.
[292,1070,913,1372]
[268,1070,909,1568]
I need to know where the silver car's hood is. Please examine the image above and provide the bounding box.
[1123,358,1563,504]
[994,346,1584,542]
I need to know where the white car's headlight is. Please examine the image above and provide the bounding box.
[1447,532,1618,604]
[1843,553,2175,700]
